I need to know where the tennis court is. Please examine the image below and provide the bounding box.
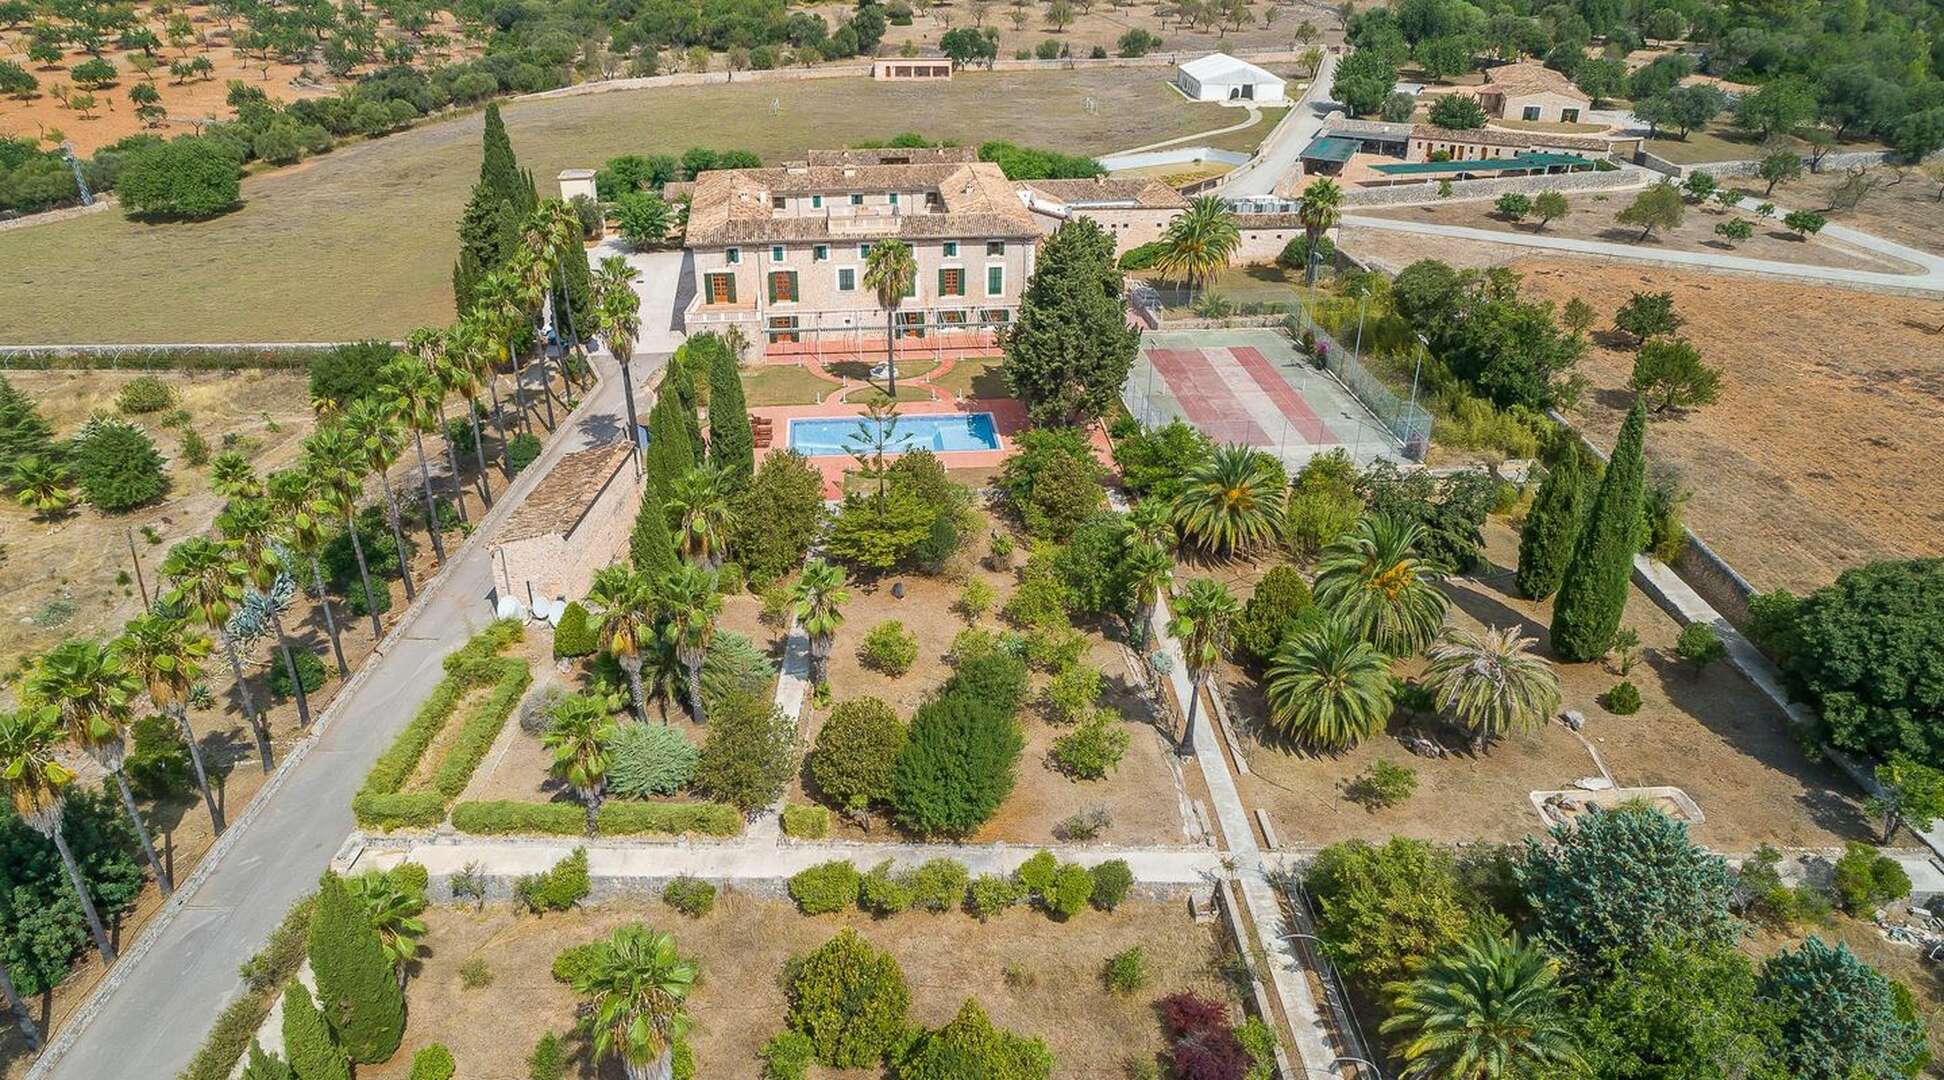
[1123,328,1407,467]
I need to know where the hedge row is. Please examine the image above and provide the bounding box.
[175,894,316,1080]
[352,620,526,830]
[0,347,325,371]
[450,799,742,837]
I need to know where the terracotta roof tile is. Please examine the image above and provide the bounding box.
[498,441,633,543]
[684,161,1039,246]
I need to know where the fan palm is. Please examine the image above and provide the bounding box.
[657,564,722,725]
[1171,444,1284,555]
[345,870,428,985]
[455,312,517,480]
[572,924,698,1080]
[1125,499,1176,549]
[543,692,618,836]
[1380,931,1580,1079]
[0,704,116,962]
[268,465,349,677]
[862,238,917,399]
[1296,177,1344,285]
[511,226,561,429]
[791,558,849,683]
[344,397,418,603]
[216,494,313,729]
[541,199,591,367]
[588,564,659,722]
[1167,577,1239,755]
[1263,618,1395,748]
[474,268,534,437]
[1424,625,1561,750]
[162,536,275,769]
[430,324,493,508]
[11,455,78,517]
[1313,515,1450,657]
[1125,540,1174,648]
[305,424,385,639]
[26,641,172,894]
[666,465,733,568]
[593,255,645,458]
[381,353,449,565]
[207,450,260,499]
[1155,195,1240,299]
[403,327,469,522]
[115,613,225,832]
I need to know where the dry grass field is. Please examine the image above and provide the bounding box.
[1738,164,1944,258]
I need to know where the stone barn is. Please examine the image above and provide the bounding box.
[491,441,641,608]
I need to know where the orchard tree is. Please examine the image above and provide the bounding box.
[1629,336,1721,413]
[1713,217,1753,246]
[1616,182,1684,242]
[1612,290,1682,345]
[1758,149,1802,196]
[1783,209,1827,238]
[1531,190,1568,229]
[1427,92,1486,129]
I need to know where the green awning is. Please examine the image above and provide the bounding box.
[1370,152,1595,175]
[1299,136,1359,164]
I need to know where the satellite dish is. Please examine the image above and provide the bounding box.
[540,598,567,626]
[496,595,527,621]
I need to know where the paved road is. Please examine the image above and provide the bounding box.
[1340,210,1944,294]
[1221,51,1338,198]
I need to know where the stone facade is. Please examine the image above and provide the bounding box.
[1340,162,1646,206]
[492,442,640,606]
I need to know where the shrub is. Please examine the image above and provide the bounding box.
[449,799,740,836]
[1159,992,1247,1080]
[731,451,827,584]
[1783,560,1944,766]
[860,620,919,676]
[308,872,404,1064]
[72,419,167,511]
[549,941,605,985]
[1018,849,1058,895]
[1045,863,1095,920]
[126,712,192,800]
[1602,680,1642,714]
[458,956,493,989]
[527,1032,569,1080]
[662,875,717,917]
[345,577,393,618]
[269,649,326,698]
[408,1045,455,1080]
[1049,710,1129,780]
[907,858,970,913]
[552,601,598,658]
[1053,806,1111,842]
[781,803,830,839]
[117,137,241,218]
[1104,946,1147,994]
[1275,233,1336,272]
[1040,663,1102,725]
[1112,418,1213,503]
[786,929,910,1067]
[513,847,590,914]
[1234,566,1314,665]
[694,690,800,812]
[281,981,349,1080]
[789,860,861,914]
[1675,622,1726,670]
[1831,841,1910,914]
[117,376,174,414]
[1023,626,1086,673]
[944,649,1031,712]
[1345,761,1418,809]
[967,873,1022,920]
[607,722,700,798]
[505,432,542,475]
[898,999,1053,1079]
[998,428,1106,540]
[1307,838,1474,988]
[180,427,210,466]
[1090,859,1133,911]
[892,693,1025,838]
[761,1030,816,1080]
[859,859,915,916]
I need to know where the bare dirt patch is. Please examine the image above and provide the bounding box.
[1512,258,1944,594]
[365,891,1235,1080]
[1232,520,1872,851]
[1740,165,1944,259]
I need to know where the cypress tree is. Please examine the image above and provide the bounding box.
[1551,400,1649,661]
[705,336,754,492]
[0,374,56,474]
[629,486,680,581]
[242,1041,294,1080]
[1516,443,1592,600]
[477,104,528,214]
[644,386,696,507]
[307,872,405,1064]
[1000,217,1140,426]
[665,349,705,450]
[281,982,350,1080]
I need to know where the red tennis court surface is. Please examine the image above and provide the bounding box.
[1145,345,1342,447]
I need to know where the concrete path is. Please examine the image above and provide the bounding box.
[1339,211,1944,294]
[1222,52,1337,198]
[589,241,691,353]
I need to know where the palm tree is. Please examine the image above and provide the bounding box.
[1167,577,1239,756]
[474,268,534,437]
[0,955,37,1050]
[1125,540,1174,648]
[268,466,349,678]
[417,326,484,512]
[380,354,448,566]
[1263,618,1395,748]
[163,536,276,769]
[588,564,658,722]
[572,924,698,1080]
[115,614,225,833]
[26,642,172,894]
[216,494,313,728]
[0,704,116,962]
[1125,499,1175,549]
[1313,515,1450,657]
[207,450,260,499]
[862,238,917,399]
[345,398,418,604]
[345,870,428,986]
[444,319,501,502]
[657,564,722,724]
[666,465,733,569]
[543,692,618,836]
[791,558,849,683]
[540,199,592,379]
[1171,444,1284,555]
[593,255,644,457]
[1155,196,1240,300]
[511,238,560,430]
[10,455,78,517]
[1424,625,1561,750]
[305,425,385,640]
[1296,177,1344,285]
[1380,931,1580,1079]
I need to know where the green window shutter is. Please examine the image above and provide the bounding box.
[787,271,798,302]
[725,275,737,304]
[766,272,776,304]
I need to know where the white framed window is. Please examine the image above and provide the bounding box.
[986,240,1005,256]
[985,264,1004,296]
[770,245,785,262]
[858,243,872,258]
[850,193,864,205]
[889,192,900,206]
[837,267,856,291]
[725,247,741,265]
[814,244,829,262]
[942,240,958,257]
[811,194,823,209]
[1522,106,1541,121]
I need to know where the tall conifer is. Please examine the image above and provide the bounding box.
[307,872,404,1064]
[1551,400,1649,661]
[1516,443,1592,600]
[705,337,754,492]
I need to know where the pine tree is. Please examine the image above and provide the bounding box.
[705,336,754,492]
[281,982,351,1080]
[242,1041,295,1080]
[1551,400,1649,661]
[0,374,56,475]
[1516,444,1592,600]
[307,872,405,1064]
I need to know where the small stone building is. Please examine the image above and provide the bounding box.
[871,57,952,80]
[1017,177,1190,256]
[492,441,640,608]
[1474,61,1591,123]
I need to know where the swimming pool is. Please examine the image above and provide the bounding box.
[788,413,1002,457]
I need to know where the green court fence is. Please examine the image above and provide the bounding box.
[1281,309,1433,460]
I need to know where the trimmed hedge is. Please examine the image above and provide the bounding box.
[352,620,527,830]
[1,347,318,372]
[781,804,830,839]
[449,799,742,837]
[176,895,316,1080]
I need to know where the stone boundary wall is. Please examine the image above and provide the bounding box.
[1341,162,1646,208]
[0,196,113,233]
[1638,147,1929,179]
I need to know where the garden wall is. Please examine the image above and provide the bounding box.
[1340,163,1646,208]
[1636,147,1923,179]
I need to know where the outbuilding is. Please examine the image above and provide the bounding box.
[1175,53,1286,103]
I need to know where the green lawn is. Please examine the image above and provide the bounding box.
[933,356,1008,399]
[1,69,1221,344]
[741,364,839,406]
[1200,107,1291,153]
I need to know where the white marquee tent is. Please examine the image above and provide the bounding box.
[1175,53,1287,103]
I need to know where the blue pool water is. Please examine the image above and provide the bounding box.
[789,413,1001,457]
